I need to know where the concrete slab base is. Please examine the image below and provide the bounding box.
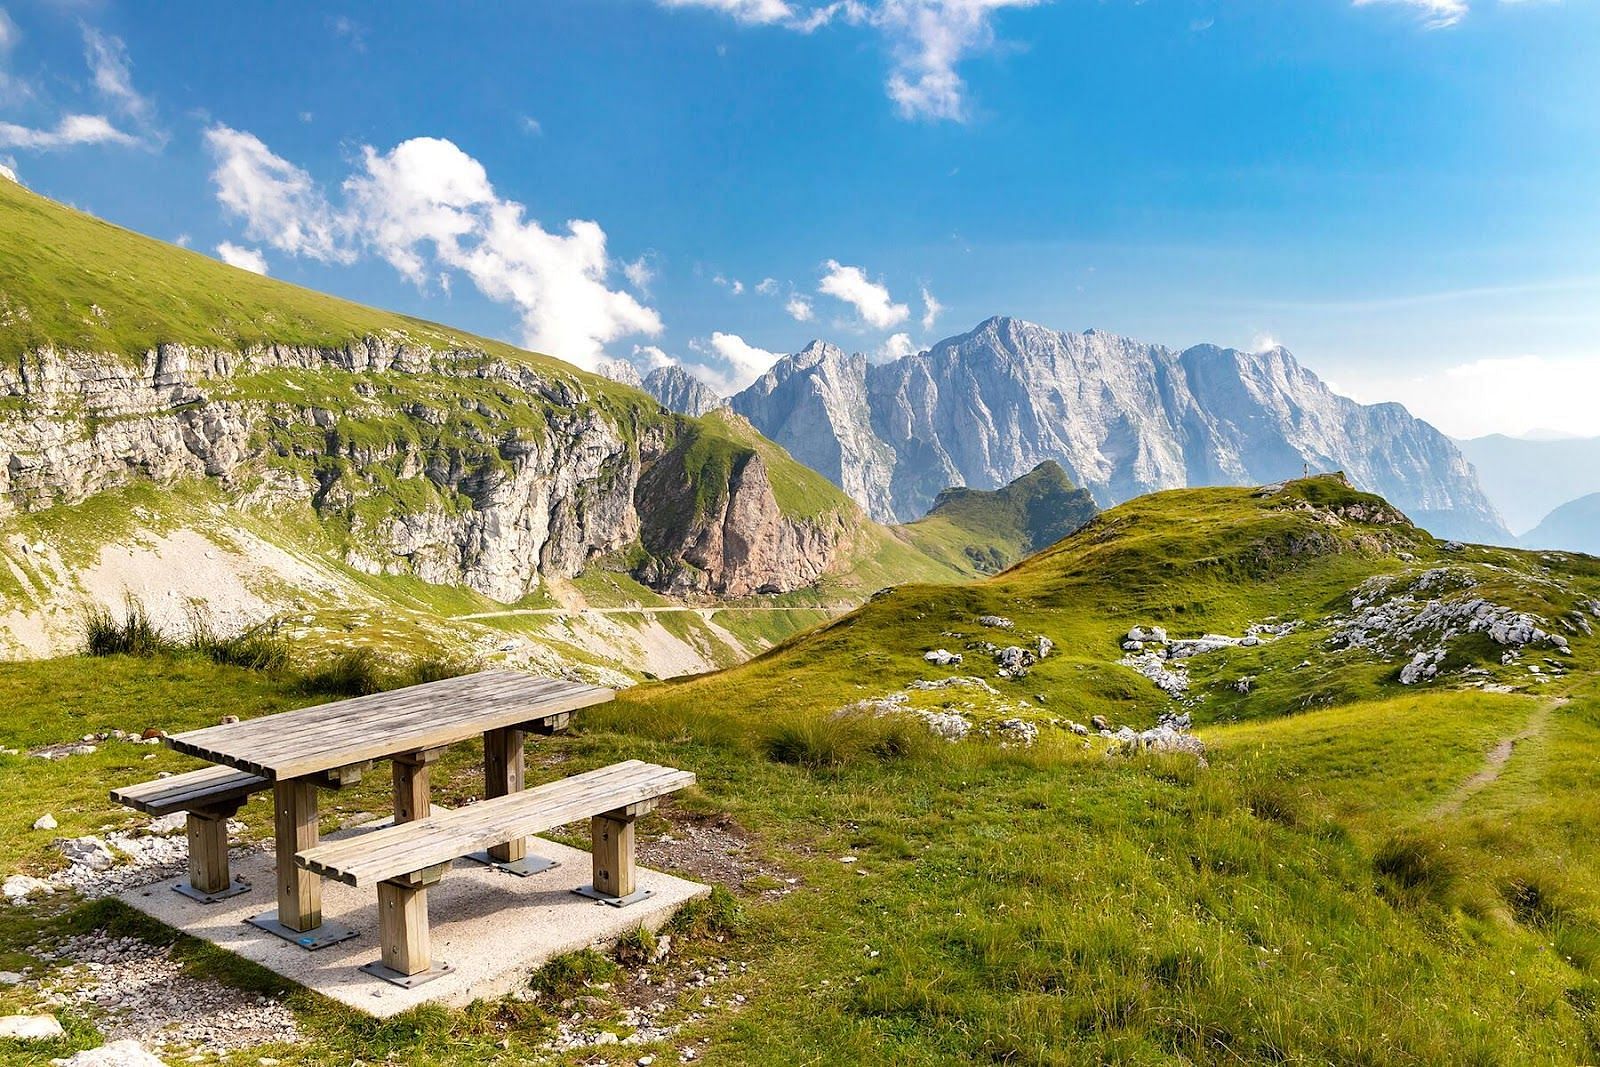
[117,835,707,1018]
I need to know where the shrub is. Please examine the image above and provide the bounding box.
[82,595,174,657]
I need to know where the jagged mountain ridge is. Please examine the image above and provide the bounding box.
[598,359,724,417]
[729,316,1508,542]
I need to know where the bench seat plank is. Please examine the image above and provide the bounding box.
[110,765,270,816]
[298,761,693,887]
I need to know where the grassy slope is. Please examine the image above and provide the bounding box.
[899,459,1099,575]
[5,478,1600,1063]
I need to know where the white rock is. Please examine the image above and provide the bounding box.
[145,813,187,836]
[58,835,117,871]
[33,813,58,831]
[0,1013,63,1039]
[922,649,962,666]
[2,874,53,902]
[52,1039,170,1066]
[0,971,22,985]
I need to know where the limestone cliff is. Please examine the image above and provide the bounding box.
[0,339,851,602]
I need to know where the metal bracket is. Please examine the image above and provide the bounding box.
[465,850,560,878]
[173,878,252,905]
[572,885,655,908]
[246,912,360,951]
[359,960,454,989]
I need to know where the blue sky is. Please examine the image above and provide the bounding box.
[1,0,1597,437]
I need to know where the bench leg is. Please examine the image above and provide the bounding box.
[273,779,321,932]
[185,809,233,896]
[362,864,453,987]
[483,727,526,864]
[378,879,431,976]
[591,813,637,899]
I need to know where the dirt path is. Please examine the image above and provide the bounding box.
[1432,697,1566,817]
[451,605,846,621]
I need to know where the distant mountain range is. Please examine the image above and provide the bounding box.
[1521,492,1600,556]
[600,360,724,417]
[1454,433,1600,536]
[684,316,1508,543]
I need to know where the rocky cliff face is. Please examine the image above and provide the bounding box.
[730,317,1508,543]
[643,365,724,418]
[0,340,850,601]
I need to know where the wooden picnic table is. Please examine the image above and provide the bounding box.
[164,670,613,946]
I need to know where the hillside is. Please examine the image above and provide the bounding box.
[4,476,1597,1063]
[899,459,1098,574]
[0,179,956,669]
[1523,492,1600,555]
[730,318,1509,543]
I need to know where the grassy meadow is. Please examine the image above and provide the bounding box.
[3,477,1599,1064]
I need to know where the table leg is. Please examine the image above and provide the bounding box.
[483,727,526,864]
[392,752,435,824]
[273,778,320,932]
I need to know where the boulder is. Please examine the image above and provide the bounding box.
[32,813,57,831]
[1090,715,1111,732]
[922,649,962,667]
[0,1014,63,1039]
[978,615,1014,630]
[2,874,52,902]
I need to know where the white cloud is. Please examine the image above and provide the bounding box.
[82,26,153,123]
[713,273,745,295]
[1351,0,1469,28]
[623,254,657,294]
[1343,354,1600,439]
[656,0,1039,121]
[519,115,542,135]
[679,331,784,394]
[204,127,662,369]
[785,294,815,321]
[0,113,135,150]
[0,159,16,183]
[345,136,662,367]
[920,285,942,331]
[205,124,353,263]
[875,0,1042,121]
[173,232,191,247]
[756,277,779,295]
[656,0,802,25]
[879,331,916,359]
[0,8,16,51]
[633,344,677,370]
[215,241,268,275]
[818,258,908,329]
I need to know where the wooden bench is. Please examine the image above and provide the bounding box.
[110,766,270,902]
[296,760,694,985]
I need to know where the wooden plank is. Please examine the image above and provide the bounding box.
[297,762,693,887]
[110,766,269,816]
[392,753,434,825]
[273,779,321,932]
[483,727,526,864]
[294,762,657,870]
[165,671,613,779]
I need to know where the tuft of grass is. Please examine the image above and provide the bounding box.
[82,594,174,657]
[185,608,291,673]
[760,711,934,770]
[299,648,386,697]
[667,884,746,941]
[525,949,619,1001]
[1374,829,1462,906]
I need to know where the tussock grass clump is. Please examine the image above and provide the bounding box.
[526,949,618,1001]
[82,595,173,657]
[299,648,386,697]
[1374,830,1462,906]
[668,884,745,941]
[185,608,291,673]
[762,710,937,770]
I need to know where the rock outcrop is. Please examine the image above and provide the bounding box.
[0,341,850,601]
[642,365,724,417]
[730,317,1509,543]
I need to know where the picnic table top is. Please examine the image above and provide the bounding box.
[165,670,613,781]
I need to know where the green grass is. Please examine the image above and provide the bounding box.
[901,459,1099,575]
[6,477,1600,1063]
